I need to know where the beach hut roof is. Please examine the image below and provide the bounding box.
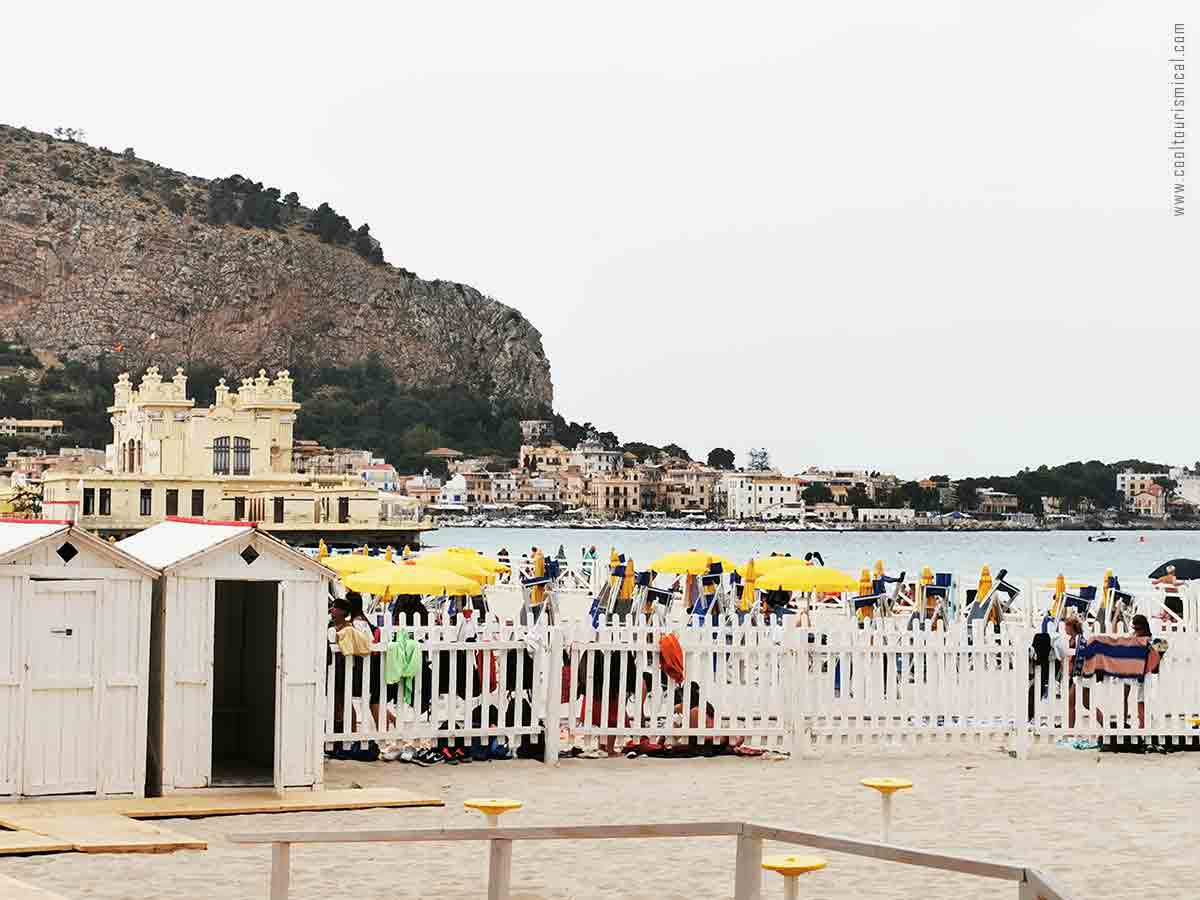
[0,518,159,575]
[118,517,335,577]
[0,519,70,558]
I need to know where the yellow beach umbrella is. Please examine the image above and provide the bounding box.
[650,550,736,575]
[324,554,394,576]
[445,547,510,573]
[755,566,859,593]
[734,556,808,576]
[344,561,482,597]
[415,551,496,584]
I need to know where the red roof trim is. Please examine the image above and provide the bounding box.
[42,500,81,505]
[166,515,259,527]
[0,517,73,525]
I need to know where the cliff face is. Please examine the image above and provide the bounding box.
[0,125,552,410]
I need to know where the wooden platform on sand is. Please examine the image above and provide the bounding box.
[0,788,441,855]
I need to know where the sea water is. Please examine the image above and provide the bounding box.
[427,526,1200,581]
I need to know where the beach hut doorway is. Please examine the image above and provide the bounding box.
[117,518,334,797]
[211,579,278,786]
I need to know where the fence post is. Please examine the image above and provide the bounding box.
[733,832,763,899]
[543,626,564,766]
[269,842,290,900]
[1012,628,1031,760]
[488,838,513,900]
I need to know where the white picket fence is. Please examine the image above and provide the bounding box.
[324,616,1200,756]
[559,617,792,750]
[325,618,560,758]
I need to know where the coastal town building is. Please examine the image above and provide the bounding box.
[1116,469,1164,503]
[403,470,442,505]
[856,507,916,525]
[592,470,641,516]
[1168,467,1200,506]
[359,463,400,492]
[806,501,854,522]
[520,419,553,444]
[575,439,624,476]
[976,488,1020,515]
[519,443,575,473]
[1130,485,1166,519]
[0,417,63,437]
[41,367,423,542]
[4,446,106,482]
[761,501,806,520]
[720,471,801,520]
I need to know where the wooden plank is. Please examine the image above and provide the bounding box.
[0,814,207,853]
[740,824,1024,881]
[230,821,746,844]
[0,873,71,900]
[0,830,74,855]
[0,788,442,823]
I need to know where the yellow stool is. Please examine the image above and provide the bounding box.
[464,798,523,828]
[761,854,825,899]
[861,777,912,842]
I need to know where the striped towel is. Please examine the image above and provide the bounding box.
[1078,635,1154,681]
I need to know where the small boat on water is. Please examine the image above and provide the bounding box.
[1088,532,1115,543]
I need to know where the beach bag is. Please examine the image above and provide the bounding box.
[336,624,372,657]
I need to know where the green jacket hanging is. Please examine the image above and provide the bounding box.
[385,630,422,704]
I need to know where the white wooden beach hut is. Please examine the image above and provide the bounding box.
[117,517,334,796]
[0,518,157,799]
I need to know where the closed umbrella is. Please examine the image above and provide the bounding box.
[739,558,759,611]
[623,556,639,601]
[344,561,482,597]
[754,566,859,593]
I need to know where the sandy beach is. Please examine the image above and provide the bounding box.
[3,745,1194,899]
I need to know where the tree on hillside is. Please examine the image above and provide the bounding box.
[956,480,980,511]
[661,443,691,461]
[706,447,735,470]
[846,483,873,508]
[802,483,834,504]
[621,442,660,463]
[1154,476,1180,499]
[747,448,771,471]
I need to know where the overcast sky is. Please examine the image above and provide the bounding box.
[5,2,1196,478]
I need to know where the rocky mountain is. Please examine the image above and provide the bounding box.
[0,124,552,411]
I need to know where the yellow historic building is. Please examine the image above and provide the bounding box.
[42,366,429,544]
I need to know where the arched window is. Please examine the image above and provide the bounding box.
[232,437,251,476]
[136,440,143,472]
[213,436,230,475]
[127,439,136,474]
